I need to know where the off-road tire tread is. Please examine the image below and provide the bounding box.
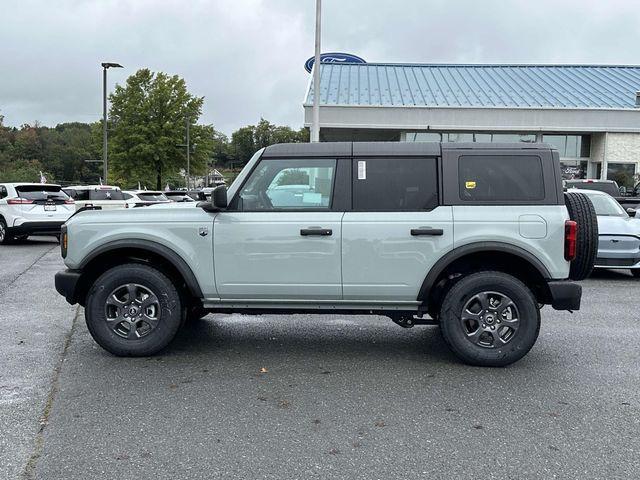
[564,191,598,281]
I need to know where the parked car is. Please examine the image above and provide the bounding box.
[63,185,127,211]
[0,183,75,244]
[185,190,206,201]
[565,179,640,210]
[55,142,598,367]
[570,188,640,277]
[163,191,195,203]
[122,190,171,207]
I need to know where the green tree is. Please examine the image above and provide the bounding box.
[230,118,309,167]
[108,69,213,189]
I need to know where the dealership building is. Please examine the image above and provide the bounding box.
[303,63,640,187]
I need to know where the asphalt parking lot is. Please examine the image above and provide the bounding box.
[1,238,639,479]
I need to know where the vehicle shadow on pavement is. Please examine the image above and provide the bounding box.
[166,315,459,365]
[9,237,59,246]
[588,269,635,280]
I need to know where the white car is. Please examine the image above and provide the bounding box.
[122,190,171,208]
[0,183,75,244]
[63,185,128,211]
[571,188,640,277]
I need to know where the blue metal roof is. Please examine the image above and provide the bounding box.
[305,63,640,109]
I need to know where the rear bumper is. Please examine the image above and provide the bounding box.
[55,269,82,305]
[547,280,582,311]
[9,221,65,236]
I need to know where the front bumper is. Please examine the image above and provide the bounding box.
[9,221,65,236]
[55,269,82,305]
[594,258,640,269]
[547,280,582,311]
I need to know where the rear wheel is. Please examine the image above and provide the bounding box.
[85,264,182,356]
[439,271,540,367]
[0,218,12,245]
[564,191,598,280]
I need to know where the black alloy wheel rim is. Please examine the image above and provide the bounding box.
[460,291,520,348]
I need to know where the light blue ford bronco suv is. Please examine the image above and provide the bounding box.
[55,142,598,366]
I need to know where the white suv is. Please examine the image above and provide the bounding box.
[0,183,75,244]
[122,190,171,207]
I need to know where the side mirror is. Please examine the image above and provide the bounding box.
[213,185,227,209]
[198,185,227,213]
[626,208,636,217]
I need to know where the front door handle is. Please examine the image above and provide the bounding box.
[300,227,332,236]
[411,227,444,236]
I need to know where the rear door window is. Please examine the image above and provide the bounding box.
[352,158,438,211]
[459,155,545,201]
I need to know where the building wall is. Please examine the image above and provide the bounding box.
[605,133,640,163]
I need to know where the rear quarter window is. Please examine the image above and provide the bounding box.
[459,155,545,202]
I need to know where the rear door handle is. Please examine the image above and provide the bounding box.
[411,227,443,236]
[300,227,332,236]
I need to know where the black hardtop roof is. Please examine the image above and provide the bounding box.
[262,142,554,158]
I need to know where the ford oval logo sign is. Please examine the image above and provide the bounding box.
[304,52,366,73]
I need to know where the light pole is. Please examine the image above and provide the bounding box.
[311,0,321,142]
[177,116,191,189]
[101,62,123,184]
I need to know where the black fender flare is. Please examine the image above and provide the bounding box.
[417,242,552,302]
[79,239,203,298]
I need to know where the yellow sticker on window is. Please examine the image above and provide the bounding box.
[465,181,476,189]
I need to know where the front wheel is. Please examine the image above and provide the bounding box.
[85,264,183,356]
[439,271,540,367]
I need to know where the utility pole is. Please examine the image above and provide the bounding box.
[311,0,322,142]
[101,62,123,184]
[186,118,190,189]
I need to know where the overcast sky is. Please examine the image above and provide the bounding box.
[1,0,640,135]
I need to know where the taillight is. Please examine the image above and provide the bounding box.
[60,225,68,258]
[7,198,33,204]
[565,220,578,261]
[65,199,75,205]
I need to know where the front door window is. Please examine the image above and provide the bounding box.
[237,159,336,210]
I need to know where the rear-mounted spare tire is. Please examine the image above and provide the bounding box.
[564,191,598,280]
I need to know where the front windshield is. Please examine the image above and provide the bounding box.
[586,193,627,217]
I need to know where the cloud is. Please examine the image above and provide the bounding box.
[1,0,639,134]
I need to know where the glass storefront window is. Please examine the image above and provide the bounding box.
[403,132,441,142]
[491,133,536,143]
[607,163,637,188]
[474,133,493,142]
[445,133,473,142]
[560,160,588,179]
[401,132,591,157]
[542,134,590,158]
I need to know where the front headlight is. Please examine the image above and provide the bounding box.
[61,225,68,258]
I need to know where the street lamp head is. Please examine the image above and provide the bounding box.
[101,62,123,69]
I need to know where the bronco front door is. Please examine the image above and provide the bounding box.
[213,157,346,301]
